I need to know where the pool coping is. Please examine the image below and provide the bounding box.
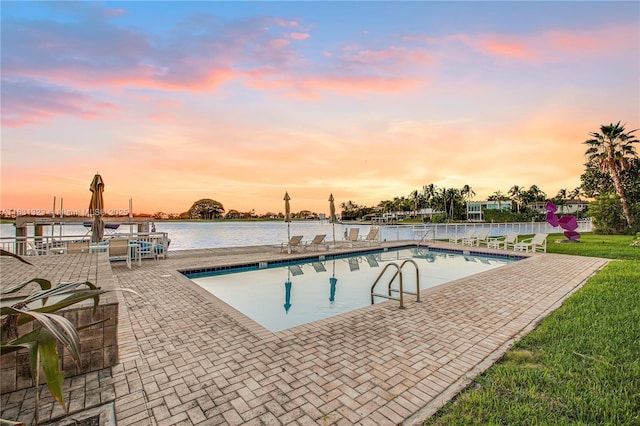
[179,244,528,278]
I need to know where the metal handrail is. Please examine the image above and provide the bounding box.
[370,263,405,309]
[370,259,421,309]
[416,229,435,246]
[388,259,421,303]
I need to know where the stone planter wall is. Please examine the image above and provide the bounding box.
[0,251,120,394]
[0,301,119,393]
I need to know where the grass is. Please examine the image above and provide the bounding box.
[423,234,640,425]
[545,232,639,260]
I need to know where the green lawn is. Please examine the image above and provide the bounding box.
[423,234,640,425]
[545,232,639,260]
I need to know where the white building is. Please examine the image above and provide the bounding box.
[466,200,512,222]
[531,200,589,215]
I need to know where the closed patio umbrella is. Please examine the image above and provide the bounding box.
[329,193,337,244]
[89,173,105,243]
[284,191,291,241]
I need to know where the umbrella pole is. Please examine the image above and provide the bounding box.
[95,248,98,285]
[332,222,336,245]
[59,198,64,241]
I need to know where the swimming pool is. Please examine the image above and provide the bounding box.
[185,247,520,332]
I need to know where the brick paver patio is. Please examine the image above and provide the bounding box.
[1,242,608,425]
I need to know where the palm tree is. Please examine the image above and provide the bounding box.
[570,187,584,201]
[488,190,506,210]
[523,185,546,210]
[460,185,475,202]
[556,188,569,214]
[584,122,639,228]
[445,188,461,220]
[422,184,436,208]
[460,185,475,220]
[508,185,524,213]
[434,187,448,217]
[409,189,420,215]
[378,200,394,214]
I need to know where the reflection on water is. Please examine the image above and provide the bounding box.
[190,248,514,332]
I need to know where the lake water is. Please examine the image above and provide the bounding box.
[0,219,592,251]
[0,221,371,251]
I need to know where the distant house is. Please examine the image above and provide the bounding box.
[531,200,589,215]
[377,208,442,223]
[466,200,512,222]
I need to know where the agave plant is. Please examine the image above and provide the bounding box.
[0,249,122,424]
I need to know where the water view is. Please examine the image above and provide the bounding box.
[0,219,592,252]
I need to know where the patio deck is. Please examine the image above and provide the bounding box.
[0,242,608,425]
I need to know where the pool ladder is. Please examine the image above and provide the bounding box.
[370,259,421,309]
[416,228,436,247]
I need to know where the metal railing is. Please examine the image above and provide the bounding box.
[0,231,170,258]
[370,259,421,309]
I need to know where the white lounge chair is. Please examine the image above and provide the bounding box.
[487,232,519,250]
[108,238,132,268]
[137,239,160,262]
[307,234,327,251]
[345,228,360,247]
[281,235,305,253]
[449,230,476,244]
[462,230,490,246]
[514,233,548,253]
[359,228,380,246]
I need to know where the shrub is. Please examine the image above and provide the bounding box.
[588,193,629,234]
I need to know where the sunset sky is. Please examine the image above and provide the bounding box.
[1,1,638,216]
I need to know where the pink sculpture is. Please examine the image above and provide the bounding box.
[545,202,580,241]
[546,211,559,227]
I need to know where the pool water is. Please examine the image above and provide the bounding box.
[186,247,518,332]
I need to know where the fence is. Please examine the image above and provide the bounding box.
[379,218,593,243]
[0,231,170,257]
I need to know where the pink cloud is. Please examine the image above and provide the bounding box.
[477,38,535,60]
[245,74,423,99]
[446,33,536,61]
[3,3,438,125]
[290,32,310,40]
[1,78,119,127]
[244,44,433,98]
[270,38,291,48]
[446,24,638,63]
[341,46,433,66]
[1,7,316,126]
[274,18,301,28]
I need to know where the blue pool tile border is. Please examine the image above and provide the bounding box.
[180,245,525,279]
